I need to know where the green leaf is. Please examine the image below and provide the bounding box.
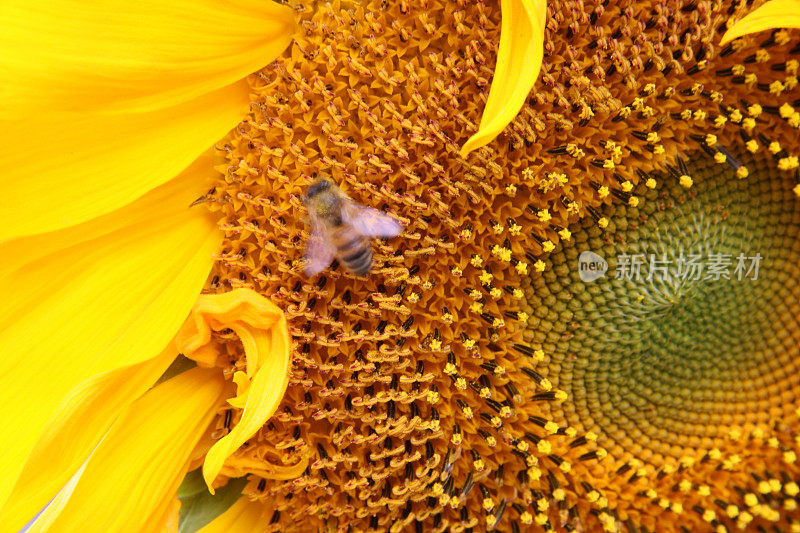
[177,471,249,533]
[176,468,208,499]
[155,354,197,386]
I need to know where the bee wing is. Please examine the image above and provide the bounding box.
[304,214,337,276]
[342,201,402,238]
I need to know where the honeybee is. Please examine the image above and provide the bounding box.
[303,177,402,276]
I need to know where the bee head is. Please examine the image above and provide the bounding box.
[304,177,344,224]
[305,177,332,202]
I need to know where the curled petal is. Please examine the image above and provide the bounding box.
[460,0,547,156]
[721,0,800,45]
[175,289,292,492]
[220,452,311,482]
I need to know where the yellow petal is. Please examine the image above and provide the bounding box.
[721,0,800,45]
[228,371,252,409]
[0,345,178,533]
[174,290,292,492]
[153,499,181,533]
[460,0,547,157]
[28,367,226,533]
[0,159,222,511]
[0,0,296,117]
[0,81,248,240]
[218,453,310,481]
[197,497,266,533]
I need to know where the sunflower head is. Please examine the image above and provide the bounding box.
[13,0,800,531]
[195,0,800,530]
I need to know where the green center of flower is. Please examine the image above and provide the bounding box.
[527,146,800,460]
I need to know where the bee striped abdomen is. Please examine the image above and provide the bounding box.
[337,233,373,275]
[303,177,400,277]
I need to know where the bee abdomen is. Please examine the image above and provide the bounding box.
[340,243,373,275]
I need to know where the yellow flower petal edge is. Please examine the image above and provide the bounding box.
[0,345,178,533]
[459,0,547,157]
[0,81,248,240]
[0,0,296,117]
[174,289,293,492]
[0,158,222,511]
[151,499,181,533]
[28,367,226,533]
[214,452,310,482]
[720,0,800,45]
[197,497,266,533]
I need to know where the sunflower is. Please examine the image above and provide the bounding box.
[5,0,800,532]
